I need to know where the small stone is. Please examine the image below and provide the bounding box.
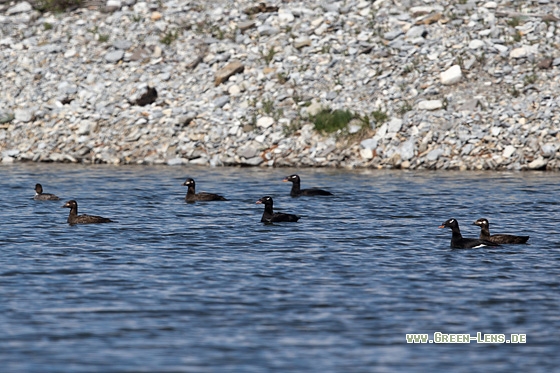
[215,60,244,86]
[503,145,516,158]
[151,12,162,21]
[167,158,185,166]
[360,148,373,160]
[528,157,547,170]
[64,49,76,58]
[76,121,92,135]
[440,65,462,85]
[305,102,323,117]
[360,138,378,150]
[418,100,443,110]
[494,44,508,54]
[6,2,32,15]
[228,84,241,96]
[238,145,259,159]
[510,47,528,59]
[541,143,557,157]
[257,117,274,128]
[294,38,312,49]
[278,9,295,23]
[213,95,230,108]
[383,30,403,41]
[258,25,279,36]
[347,124,361,134]
[129,48,150,61]
[387,118,403,133]
[468,40,485,49]
[405,25,426,39]
[399,139,416,160]
[106,0,122,8]
[426,148,444,161]
[243,156,263,166]
[113,39,132,50]
[238,21,256,32]
[537,58,553,69]
[152,46,162,58]
[105,50,124,63]
[14,109,33,122]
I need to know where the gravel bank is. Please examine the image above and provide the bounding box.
[1,0,559,170]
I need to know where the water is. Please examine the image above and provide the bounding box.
[1,163,559,372]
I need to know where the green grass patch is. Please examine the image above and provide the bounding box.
[160,30,179,45]
[36,0,82,13]
[312,108,355,134]
[371,110,388,125]
[262,46,276,64]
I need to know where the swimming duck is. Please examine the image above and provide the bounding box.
[62,200,113,225]
[282,174,332,197]
[34,183,60,201]
[473,218,529,244]
[256,196,300,223]
[182,178,227,202]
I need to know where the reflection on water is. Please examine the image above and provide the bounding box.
[1,163,559,372]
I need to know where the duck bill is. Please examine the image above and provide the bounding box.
[438,225,445,228]
[255,200,262,204]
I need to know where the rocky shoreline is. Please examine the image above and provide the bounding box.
[1,0,559,170]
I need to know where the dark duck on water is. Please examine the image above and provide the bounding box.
[62,200,113,225]
[282,174,333,197]
[182,178,228,203]
[473,218,529,244]
[33,183,60,201]
[256,196,300,223]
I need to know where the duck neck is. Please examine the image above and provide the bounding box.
[264,202,274,215]
[290,180,301,196]
[261,202,274,222]
[479,225,491,239]
[451,226,463,240]
[185,185,196,200]
[68,206,78,222]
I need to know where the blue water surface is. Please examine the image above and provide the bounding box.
[0,163,559,372]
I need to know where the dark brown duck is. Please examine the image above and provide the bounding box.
[282,174,332,197]
[62,200,113,225]
[34,183,60,201]
[473,218,529,244]
[182,178,227,203]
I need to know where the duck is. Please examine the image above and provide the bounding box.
[62,200,113,225]
[282,174,333,197]
[182,178,227,203]
[256,196,300,223]
[439,218,500,249]
[34,183,60,201]
[473,218,529,244]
